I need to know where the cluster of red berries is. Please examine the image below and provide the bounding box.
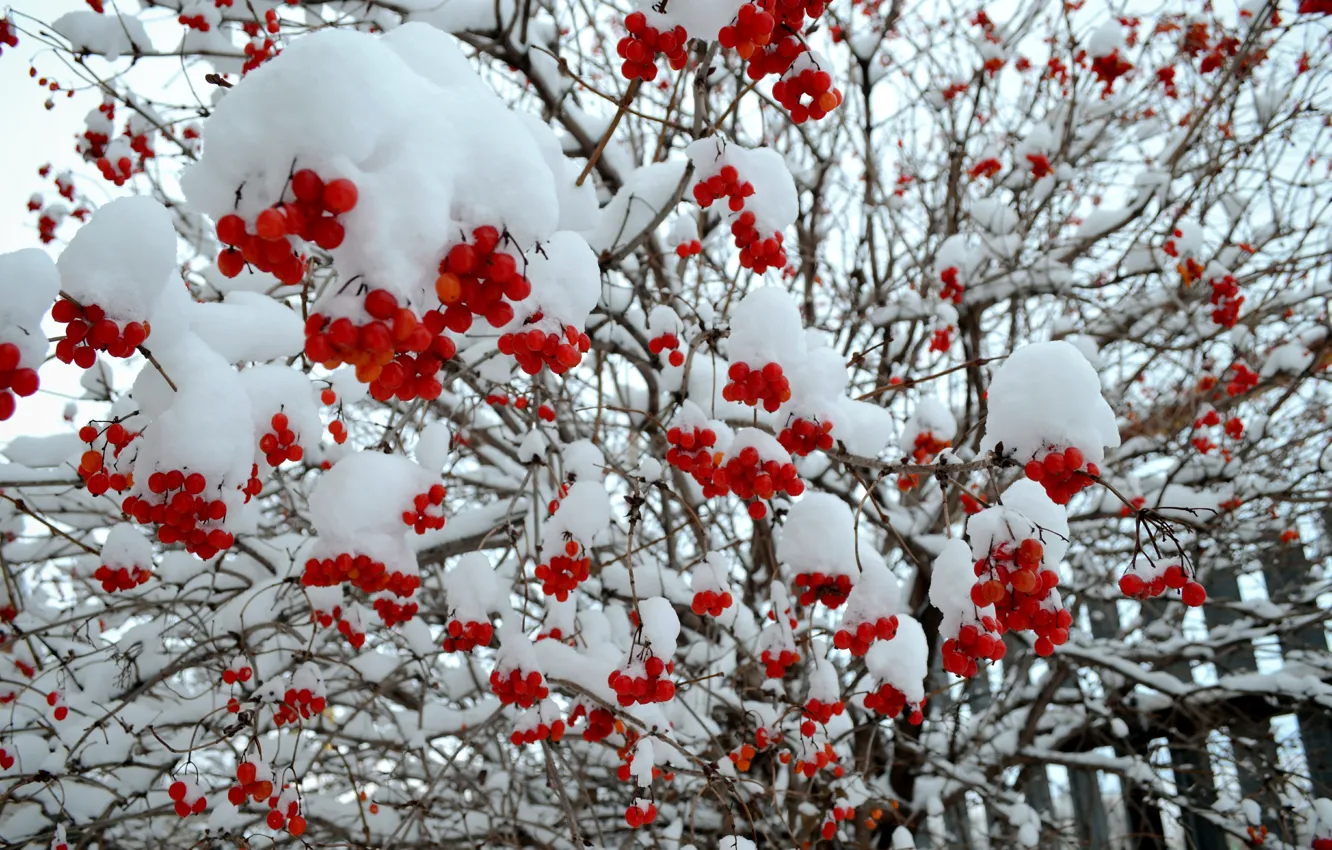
[272,686,326,726]
[123,471,234,558]
[832,615,899,656]
[373,596,417,628]
[510,717,566,746]
[745,34,808,82]
[402,484,447,534]
[800,697,844,736]
[863,683,923,723]
[760,647,800,678]
[690,588,733,617]
[792,571,853,608]
[1023,446,1099,505]
[1208,275,1243,328]
[609,655,676,706]
[0,18,18,54]
[95,154,138,187]
[241,463,263,502]
[217,170,357,282]
[711,446,805,520]
[969,158,1002,180]
[674,239,702,258]
[723,361,791,411]
[496,316,592,376]
[772,66,843,124]
[77,422,137,495]
[617,12,687,81]
[941,621,1007,678]
[910,431,951,463]
[51,299,148,366]
[535,539,592,602]
[46,691,69,721]
[625,800,660,828]
[570,704,616,742]
[333,613,367,649]
[1312,836,1332,850]
[301,552,420,598]
[435,226,531,330]
[306,289,455,403]
[977,538,1072,657]
[665,424,719,486]
[1227,362,1259,397]
[0,747,13,770]
[258,412,303,467]
[693,165,756,213]
[264,797,307,836]
[0,342,39,421]
[648,332,684,367]
[820,805,856,840]
[178,12,212,30]
[167,781,208,818]
[222,663,253,686]
[490,667,549,709]
[442,623,495,655]
[1088,49,1133,97]
[760,0,827,29]
[733,212,788,273]
[777,417,834,457]
[1118,564,1207,607]
[719,2,776,58]
[793,742,843,778]
[92,562,150,592]
[226,761,273,809]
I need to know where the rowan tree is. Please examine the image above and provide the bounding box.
[1,1,1331,849]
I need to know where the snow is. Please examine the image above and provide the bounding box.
[52,12,154,60]
[777,492,857,578]
[182,25,564,310]
[865,614,927,704]
[444,553,500,621]
[57,196,177,321]
[584,160,688,255]
[930,538,985,638]
[685,138,799,235]
[101,523,153,569]
[639,596,680,658]
[189,292,304,363]
[900,396,956,451]
[541,480,610,553]
[727,288,806,368]
[981,341,1120,463]
[0,249,61,369]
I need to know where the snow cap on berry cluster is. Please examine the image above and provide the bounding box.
[930,538,991,638]
[129,336,256,495]
[182,25,562,307]
[900,396,957,451]
[865,614,927,705]
[540,480,611,555]
[784,344,850,422]
[691,552,732,594]
[0,249,61,367]
[647,304,682,339]
[506,230,600,331]
[980,340,1120,464]
[308,450,437,571]
[807,640,840,704]
[685,138,799,236]
[841,545,901,625]
[101,523,154,571]
[968,479,1071,567]
[725,428,792,467]
[728,287,806,370]
[495,613,542,675]
[443,552,501,622]
[628,0,747,36]
[638,596,680,659]
[56,196,177,322]
[777,492,858,580]
[720,838,759,850]
[1086,19,1125,58]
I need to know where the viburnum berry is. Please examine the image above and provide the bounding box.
[302,551,420,598]
[792,571,852,608]
[759,647,799,678]
[608,654,676,706]
[833,616,898,656]
[665,423,719,487]
[51,296,148,366]
[122,470,234,559]
[772,62,843,124]
[617,11,687,81]
[777,417,834,457]
[1118,562,1206,608]
[648,331,685,369]
[510,714,567,746]
[535,538,591,601]
[624,799,658,828]
[304,288,453,402]
[692,164,755,213]
[690,588,733,617]
[719,3,776,59]
[708,442,804,518]
[435,226,532,329]
[402,483,447,534]
[863,682,924,723]
[1022,445,1099,505]
[168,778,208,817]
[723,361,790,411]
[674,239,702,258]
[76,420,137,495]
[258,411,304,467]
[443,618,493,653]
[93,561,151,592]
[801,697,844,736]
[489,666,549,708]
[496,312,590,376]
